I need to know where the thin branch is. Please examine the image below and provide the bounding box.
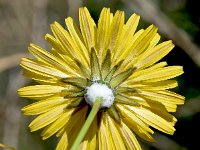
[0,53,27,72]
[176,96,200,118]
[150,132,187,150]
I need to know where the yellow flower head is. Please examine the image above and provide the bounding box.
[18,7,184,150]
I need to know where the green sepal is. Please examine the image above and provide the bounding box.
[74,58,90,79]
[60,87,83,96]
[61,77,89,88]
[64,90,85,98]
[115,93,140,106]
[90,47,101,80]
[104,60,123,83]
[65,98,84,109]
[107,105,121,123]
[110,67,136,88]
[101,50,111,79]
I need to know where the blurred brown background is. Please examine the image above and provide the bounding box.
[0,0,200,150]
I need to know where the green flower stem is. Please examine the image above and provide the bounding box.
[70,97,102,150]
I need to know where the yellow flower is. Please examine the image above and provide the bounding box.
[18,7,184,150]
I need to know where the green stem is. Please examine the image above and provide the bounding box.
[70,97,102,150]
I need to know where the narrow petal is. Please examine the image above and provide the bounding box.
[97,8,111,62]
[145,33,161,51]
[18,85,65,99]
[50,22,88,66]
[136,40,174,69]
[23,70,59,85]
[28,43,80,76]
[21,97,71,115]
[79,7,96,50]
[128,66,183,83]
[115,29,144,66]
[56,106,88,149]
[113,13,140,61]
[117,104,155,142]
[128,94,178,112]
[29,104,66,132]
[127,80,178,91]
[139,90,184,105]
[106,114,126,150]
[107,10,124,58]
[107,105,121,123]
[65,17,90,65]
[45,33,67,55]
[41,108,75,140]
[56,132,68,150]
[119,25,157,68]
[20,58,69,79]
[127,61,168,80]
[98,113,114,150]
[119,121,142,150]
[127,105,176,134]
[66,106,88,149]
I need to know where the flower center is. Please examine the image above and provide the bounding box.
[85,82,115,108]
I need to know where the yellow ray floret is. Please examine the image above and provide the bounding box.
[18,7,185,150]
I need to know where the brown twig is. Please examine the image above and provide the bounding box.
[0,53,27,72]
[176,96,200,118]
[0,143,16,150]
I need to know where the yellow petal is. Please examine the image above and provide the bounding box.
[146,107,177,126]
[41,108,75,140]
[127,61,167,80]
[23,70,58,84]
[65,17,90,65]
[145,33,161,51]
[18,85,65,99]
[118,121,142,150]
[28,43,80,76]
[29,104,66,132]
[127,105,176,135]
[106,114,126,150]
[79,7,96,50]
[115,29,144,66]
[127,80,178,90]
[45,33,67,55]
[98,112,114,150]
[97,8,111,63]
[113,13,140,62]
[56,132,68,150]
[121,25,158,69]
[136,40,174,69]
[21,96,69,115]
[20,58,69,79]
[132,25,158,55]
[140,90,185,105]
[117,104,155,142]
[128,66,183,83]
[56,106,88,149]
[107,10,124,59]
[128,94,178,112]
[51,22,88,66]
[67,106,88,149]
